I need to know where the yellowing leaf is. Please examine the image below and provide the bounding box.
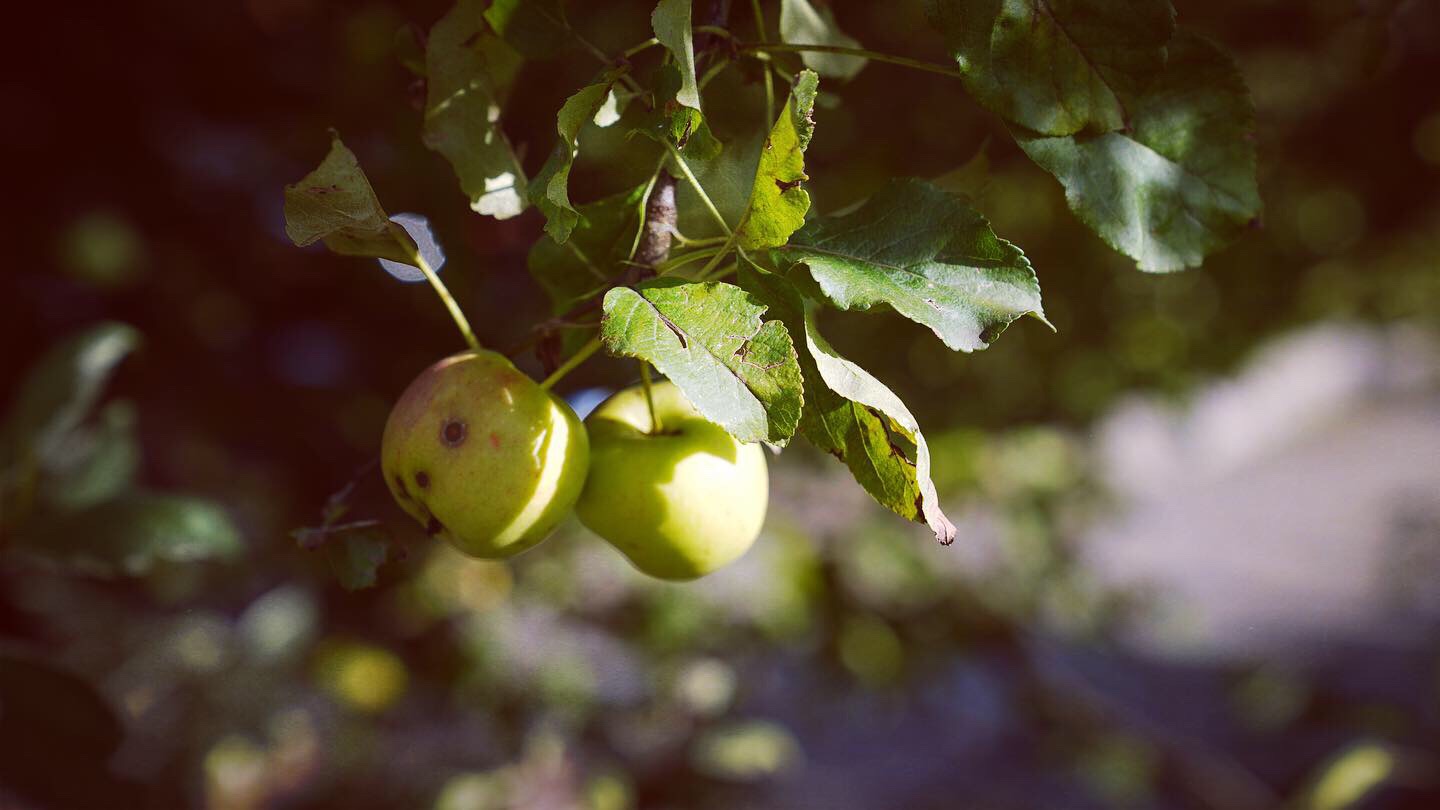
[424,0,527,219]
[735,70,820,251]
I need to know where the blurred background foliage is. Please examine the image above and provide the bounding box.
[3,0,1440,808]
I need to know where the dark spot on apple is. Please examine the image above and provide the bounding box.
[489,432,501,449]
[441,419,467,447]
[393,475,410,498]
[415,471,430,489]
[425,516,446,536]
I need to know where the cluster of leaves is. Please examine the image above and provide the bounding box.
[283,0,1259,544]
[0,324,242,575]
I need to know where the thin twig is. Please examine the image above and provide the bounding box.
[739,41,965,80]
[634,171,678,270]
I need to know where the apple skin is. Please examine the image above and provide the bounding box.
[381,350,588,559]
[577,381,768,580]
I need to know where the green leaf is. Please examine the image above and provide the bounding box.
[531,81,619,244]
[672,124,765,239]
[324,526,393,591]
[925,0,1174,137]
[600,278,803,445]
[665,71,711,150]
[283,132,419,264]
[1016,32,1261,272]
[629,66,757,236]
[735,70,819,251]
[0,322,139,466]
[739,262,956,543]
[528,183,649,312]
[483,0,571,59]
[593,86,628,127]
[39,401,140,511]
[779,0,867,80]
[652,0,702,112]
[424,0,527,219]
[12,491,243,576]
[780,178,1048,352]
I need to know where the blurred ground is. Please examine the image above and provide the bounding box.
[1090,323,1440,660]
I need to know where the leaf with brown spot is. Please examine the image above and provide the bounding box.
[739,260,956,544]
[734,70,819,251]
[282,132,418,264]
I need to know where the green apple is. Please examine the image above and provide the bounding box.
[577,381,768,580]
[381,350,588,558]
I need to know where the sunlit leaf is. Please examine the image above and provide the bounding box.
[0,322,140,465]
[780,178,1048,352]
[592,87,628,127]
[13,492,244,576]
[601,279,803,445]
[1017,32,1261,272]
[424,0,527,219]
[652,0,701,112]
[531,81,620,244]
[925,0,1175,136]
[528,182,649,312]
[735,70,819,250]
[779,0,866,80]
[740,262,956,543]
[282,132,418,263]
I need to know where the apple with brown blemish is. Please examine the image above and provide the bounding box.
[381,350,589,558]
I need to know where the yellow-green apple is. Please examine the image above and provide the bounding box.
[381,350,588,558]
[577,381,768,580]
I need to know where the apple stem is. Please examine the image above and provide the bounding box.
[640,362,663,434]
[397,224,480,352]
[539,336,601,391]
